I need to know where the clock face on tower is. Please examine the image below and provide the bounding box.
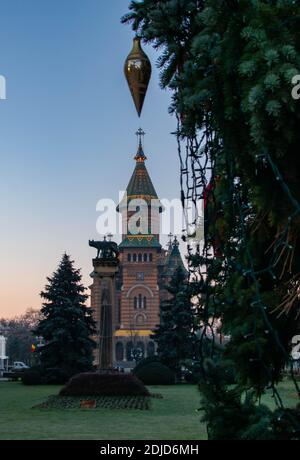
[136,272,144,281]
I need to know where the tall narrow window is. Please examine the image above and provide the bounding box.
[126,342,134,362]
[139,294,142,309]
[134,297,138,309]
[143,253,147,262]
[133,254,137,262]
[149,253,153,262]
[116,342,124,361]
[138,253,142,262]
[128,253,132,262]
[143,297,147,309]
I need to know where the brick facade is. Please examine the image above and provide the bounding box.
[90,138,186,369]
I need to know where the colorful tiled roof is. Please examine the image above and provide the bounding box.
[127,160,158,200]
[119,235,162,249]
[117,142,160,211]
[164,238,188,277]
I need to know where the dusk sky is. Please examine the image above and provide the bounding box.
[0,1,183,318]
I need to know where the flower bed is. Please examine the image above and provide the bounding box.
[33,394,162,411]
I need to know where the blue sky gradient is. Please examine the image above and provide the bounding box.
[0,1,182,317]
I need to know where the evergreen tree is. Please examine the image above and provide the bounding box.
[35,254,96,377]
[123,0,300,439]
[153,267,195,375]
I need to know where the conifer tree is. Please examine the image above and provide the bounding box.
[153,267,195,375]
[123,0,300,439]
[35,254,96,377]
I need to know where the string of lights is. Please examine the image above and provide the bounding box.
[177,119,300,432]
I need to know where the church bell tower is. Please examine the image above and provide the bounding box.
[115,130,162,365]
[90,130,187,369]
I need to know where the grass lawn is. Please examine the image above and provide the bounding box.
[0,379,298,440]
[0,382,204,440]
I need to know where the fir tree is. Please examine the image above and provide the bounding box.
[123,0,300,439]
[153,267,195,375]
[35,254,96,376]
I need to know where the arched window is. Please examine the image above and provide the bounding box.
[138,294,142,309]
[143,253,148,262]
[127,253,132,262]
[147,341,155,357]
[138,253,142,262]
[126,342,134,361]
[116,342,124,361]
[149,253,153,262]
[136,341,145,359]
[133,254,137,262]
[143,297,147,309]
[134,297,138,309]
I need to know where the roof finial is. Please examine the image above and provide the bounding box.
[173,236,180,248]
[134,128,147,162]
[168,233,173,250]
[136,128,145,147]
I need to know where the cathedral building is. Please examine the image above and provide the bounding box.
[90,131,187,370]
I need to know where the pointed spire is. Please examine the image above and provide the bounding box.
[164,235,188,278]
[117,129,159,213]
[173,236,180,248]
[168,233,173,251]
[134,128,147,162]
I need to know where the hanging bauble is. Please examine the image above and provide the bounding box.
[124,37,152,117]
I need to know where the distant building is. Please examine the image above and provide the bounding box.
[0,335,8,373]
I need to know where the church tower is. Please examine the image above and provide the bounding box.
[114,129,162,366]
[90,130,188,370]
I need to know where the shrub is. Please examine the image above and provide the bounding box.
[43,368,71,385]
[133,356,160,374]
[59,372,150,397]
[22,370,42,386]
[21,366,73,386]
[134,362,175,385]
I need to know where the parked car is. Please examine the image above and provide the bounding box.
[12,362,29,371]
[3,362,30,381]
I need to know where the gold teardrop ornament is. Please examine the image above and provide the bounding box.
[124,37,152,117]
